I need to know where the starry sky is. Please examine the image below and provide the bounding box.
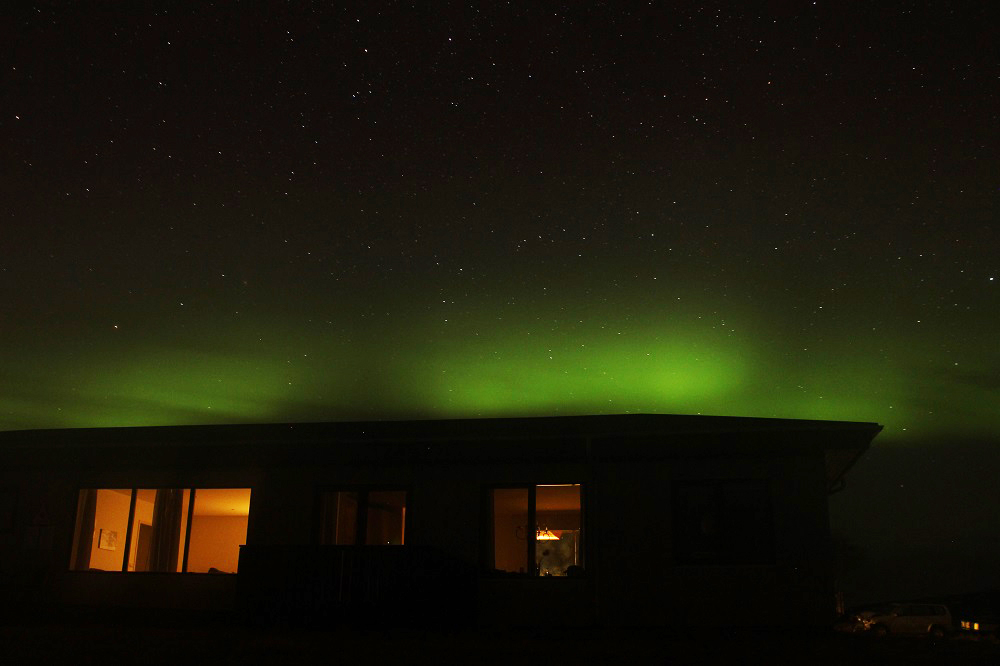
[3,4,998,602]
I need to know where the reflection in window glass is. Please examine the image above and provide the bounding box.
[70,489,130,571]
[320,491,359,545]
[366,491,406,545]
[186,488,251,573]
[319,490,407,546]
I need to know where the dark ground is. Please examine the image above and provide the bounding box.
[1,622,999,665]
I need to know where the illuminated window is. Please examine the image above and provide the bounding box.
[488,484,583,577]
[186,488,252,573]
[70,488,251,573]
[128,489,190,572]
[69,489,131,572]
[672,480,773,565]
[319,489,407,546]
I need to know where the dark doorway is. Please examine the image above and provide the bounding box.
[134,523,153,572]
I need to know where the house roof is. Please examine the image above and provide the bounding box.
[0,412,881,442]
[0,413,881,491]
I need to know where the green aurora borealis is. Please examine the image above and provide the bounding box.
[4,4,997,443]
[5,284,995,440]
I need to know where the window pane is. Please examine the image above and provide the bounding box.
[492,488,529,574]
[186,488,251,573]
[365,491,406,545]
[320,491,359,545]
[129,489,189,572]
[70,488,130,571]
[719,480,773,563]
[535,484,583,576]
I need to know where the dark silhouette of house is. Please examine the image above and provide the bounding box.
[0,414,879,627]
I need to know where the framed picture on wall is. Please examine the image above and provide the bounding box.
[98,528,118,551]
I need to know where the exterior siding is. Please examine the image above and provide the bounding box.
[0,416,879,627]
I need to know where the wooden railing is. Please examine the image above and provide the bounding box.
[237,545,476,626]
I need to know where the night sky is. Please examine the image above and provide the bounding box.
[3,4,997,603]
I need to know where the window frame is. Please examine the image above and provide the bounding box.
[68,486,252,574]
[484,482,586,578]
[316,486,410,546]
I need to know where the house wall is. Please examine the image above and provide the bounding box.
[0,431,846,627]
[588,450,834,627]
[60,571,239,613]
[0,470,80,622]
[244,467,315,547]
[0,452,264,614]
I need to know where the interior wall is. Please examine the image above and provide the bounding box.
[186,515,248,573]
[536,509,580,530]
[88,489,131,571]
[494,511,527,573]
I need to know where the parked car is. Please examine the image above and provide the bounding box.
[835,604,895,633]
[865,603,952,637]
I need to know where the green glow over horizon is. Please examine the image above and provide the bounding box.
[4,303,995,442]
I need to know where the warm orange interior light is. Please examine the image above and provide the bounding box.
[536,528,560,541]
